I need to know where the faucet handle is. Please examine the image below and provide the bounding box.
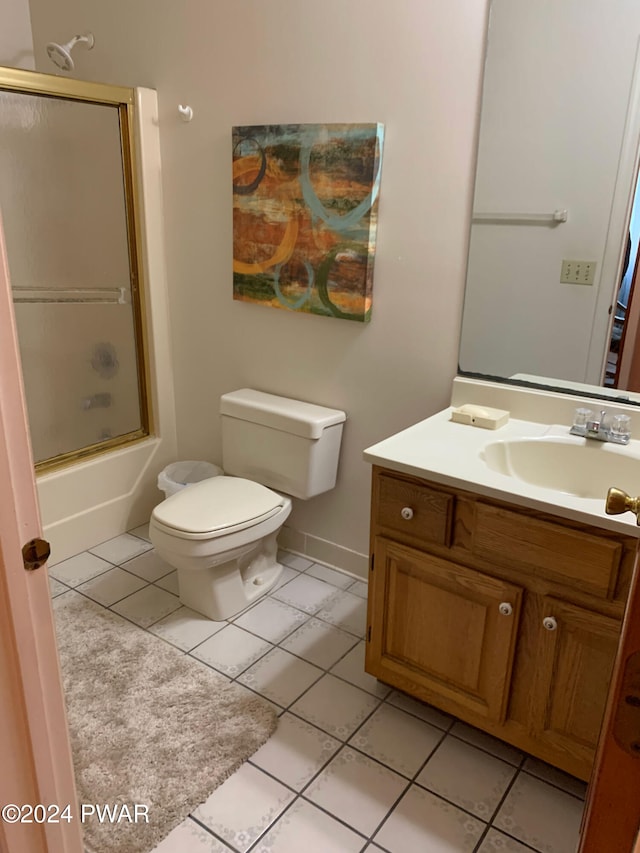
[610,414,632,440]
[572,407,593,429]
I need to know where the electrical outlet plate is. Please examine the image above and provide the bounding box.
[560,259,597,285]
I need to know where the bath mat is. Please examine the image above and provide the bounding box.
[53,592,277,853]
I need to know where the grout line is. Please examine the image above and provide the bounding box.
[243,794,302,852]
[409,773,493,827]
[473,824,493,851]
[49,560,117,586]
[471,757,526,852]
[485,759,526,829]
[406,726,451,781]
[446,728,524,768]
[363,774,413,848]
[240,756,368,846]
[380,691,454,732]
[120,564,175,584]
[188,814,243,852]
[490,827,551,853]
[519,766,587,801]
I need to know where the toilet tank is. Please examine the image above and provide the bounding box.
[220,389,346,499]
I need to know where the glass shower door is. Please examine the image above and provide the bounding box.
[0,79,149,468]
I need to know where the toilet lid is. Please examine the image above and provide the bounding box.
[152,476,285,535]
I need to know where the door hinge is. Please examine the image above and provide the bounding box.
[370,554,374,572]
[367,625,372,642]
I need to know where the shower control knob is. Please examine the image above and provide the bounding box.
[498,602,513,616]
[543,616,558,632]
[400,507,414,521]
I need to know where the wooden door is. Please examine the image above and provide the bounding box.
[579,546,640,852]
[367,537,522,721]
[0,211,82,852]
[529,596,620,773]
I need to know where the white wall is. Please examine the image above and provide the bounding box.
[25,0,489,573]
[460,0,640,386]
[0,0,34,69]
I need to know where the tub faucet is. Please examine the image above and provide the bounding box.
[570,408,631,445]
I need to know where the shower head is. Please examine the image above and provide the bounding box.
[46,33,94,72]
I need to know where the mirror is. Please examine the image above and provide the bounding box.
[459,0,640,403]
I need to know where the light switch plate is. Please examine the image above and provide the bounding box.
[560,259,597,285]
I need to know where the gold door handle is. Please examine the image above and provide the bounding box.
[606,487,640,525]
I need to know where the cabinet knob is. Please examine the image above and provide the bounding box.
[401,507,414,520]
[498,602,513,616]
[543,616,558,631]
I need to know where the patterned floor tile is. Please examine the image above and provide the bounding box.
[278,552,314,571]
[49,551,114,587]
[450,721,524,766]
[237,647,323,707]
[306,563,356,589]
[373,783,485,852]
[76,567,148,606]
[330,641,391,698]
[250,712,341,790]
[148,605,225,651]
[416,735,518,821]
[272,573,340,614]
[349,702,444,777]
[477,828,535,853]
[385,690,453,730]
[233,596,308,643]
[280,617,359,669]
[49,576,68,598]
[254,798,365,852]
[152,817,234,851]
[522,756,588,799]
[122,549,174,582]
[89,532,153,565]
[493,772,584,853]
[304,746,407,837]
[189,624,272,677]
[193,763,295,853]
[111,584,181,628]
[316,590,367,636]
[290,673,380,739]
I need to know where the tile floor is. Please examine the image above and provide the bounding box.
[49,527,587,853]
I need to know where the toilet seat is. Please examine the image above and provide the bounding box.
[151,475,287,540]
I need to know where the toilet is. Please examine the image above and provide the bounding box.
[149,389,346,621]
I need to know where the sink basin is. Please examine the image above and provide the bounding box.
[481,435,640,499]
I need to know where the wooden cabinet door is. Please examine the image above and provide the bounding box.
[530,596,620,769]
[366,537,523,722]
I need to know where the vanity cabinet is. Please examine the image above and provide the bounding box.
[365,466,639,781]
[370,538,523,722]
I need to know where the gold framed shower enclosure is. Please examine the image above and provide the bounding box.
[0,67,152,473]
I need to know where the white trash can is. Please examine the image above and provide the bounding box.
[157,460,223,499]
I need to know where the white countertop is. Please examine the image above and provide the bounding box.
[363,408,640,538]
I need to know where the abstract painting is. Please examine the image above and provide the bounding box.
[232,123,384,322]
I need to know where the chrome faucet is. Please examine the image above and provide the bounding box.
[570,408,631,445]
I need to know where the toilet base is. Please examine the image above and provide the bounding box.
[176,530,284,621]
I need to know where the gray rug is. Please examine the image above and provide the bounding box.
[53,592,277,853]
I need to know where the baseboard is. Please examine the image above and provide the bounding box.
[278,526,368,581]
